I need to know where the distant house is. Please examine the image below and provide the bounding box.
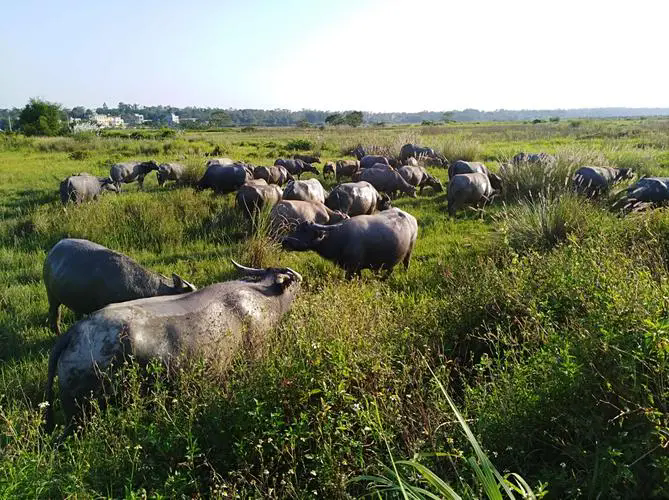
[127,113,144,125]
[167,113,180,126]
[90,113,125,129]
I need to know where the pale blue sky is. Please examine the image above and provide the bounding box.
[2,0,668,111]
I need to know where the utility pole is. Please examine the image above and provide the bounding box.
[7,112,12,132]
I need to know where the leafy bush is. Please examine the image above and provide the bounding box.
[285,138,314,151]
[435,136,483,163]
[68,150,89,160]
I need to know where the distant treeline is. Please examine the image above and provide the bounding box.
[2,102,669,131]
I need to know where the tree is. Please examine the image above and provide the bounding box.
[210,110,232,127]
[19,98,66,136]
[344,111,363,127]
[325,113,344,125]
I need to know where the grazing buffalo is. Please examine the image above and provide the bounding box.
[275,158,320,178]
[293,154,321,164]
[282,208,418,279]
[448,160,489,179]
[573,166,633,196]
[110,161,159,190]
[59,173,118,204]
[45,260,301,432]
[236,183,283,217]
[360,155,390,169]
[398,166,444,193]
[197,164,253,193]
[447,172,499,216]
[325,181,391,216]
[254,165,294,186]
[513,152,556,166]
[282,179,328,204]
[352,145,367,160]
[369,162,395,172]
[206,157,235,167]
[612,177,669,212]
[43,238,196,335]
[323,160,360,181]
[156,163,184,187]
[355,168,417,198]
[399,144,447,166]
[270,200,348,235]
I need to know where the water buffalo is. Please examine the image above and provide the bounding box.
[447,172,499,216]
[369,162,395,172]
[110,161,159,190]
[245,178,268,186]
[206,157,235,167]
[352,145,367,160]
[156,163,184,187]
[43,238,196,335]
[572,166,633,197]
[293,154,321,164]
[282,208,418,279]
[323,160,360,181]
[360,155,390,169]
[398,166,444,194]
[196,164,253,193]
[399,144,447,166]
[612,177,669,212]
[405,157,419,167]
[282,179,328,204]
[448,160,489,179]
[236,183,283,217]
[59,174,118,204]
[270,200,348,235]
[254,165,294,186]
[355,168,417,198]
[275,158,320,178]
[325,181,391,216]
[513,152,556,166]
[44,260,301,432]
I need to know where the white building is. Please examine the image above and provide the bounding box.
[90,113,125,128]
[127,113,144,125]
[167,113,180,126]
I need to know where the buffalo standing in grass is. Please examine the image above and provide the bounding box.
[274,158,320,178]
[270,200,348,235]
[282,208,418,279]
[254,165,294,186]
[355,168,417,198]
[399,144,447,166]
[59,174,118,204]
[513,152,556,166]
[360,155,390,169]
[325,181,391,216]
[110,161,159,190]
[156,163,184,187]
[293,154,321,164]
[197,164,253,193]
[236,183,283,218]
[323,160,360,181]
[572,166,633,197]
[43,238,196,335]
[398,166,444,194]
[447,172,500,216]
[45,260,301,432]
[612,177,669,212]
[282,179,328,204]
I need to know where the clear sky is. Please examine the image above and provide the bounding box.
[2,0,668,112]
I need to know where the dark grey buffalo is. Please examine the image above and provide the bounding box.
[45,260,301,431]
[283,179,328,204]
[270,200,348,235]
[236,183,283,217]
[274,159,320,178]
[572,166,633,196]
[59,174,118,204]
[110,161,159,190]
[448,161,502,191]
[355,168,417,198]
[325,181,391,216]
[293,154,321,164]
[352,145,367,160]
[447,172,499,216]
[360,155,390,169]
[369,162,395,172]
[398,166,444,194]
[254,165,294,186]
[399,143,447,166]
[156,163,184,187]
[282,208,418,279]
[323,160,360,181]
[612,177,669,212]
[513,152,556,166]
[43,238,196,334]
[197,164,253,193]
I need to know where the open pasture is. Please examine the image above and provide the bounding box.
[1,120,668,497]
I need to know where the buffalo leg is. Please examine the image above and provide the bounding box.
[48,298,61,335]
[138,175,145,190]
[403,250,412,270]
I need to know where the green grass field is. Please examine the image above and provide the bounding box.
[1,121,668,498]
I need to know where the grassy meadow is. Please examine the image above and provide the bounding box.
[0,120,668,498]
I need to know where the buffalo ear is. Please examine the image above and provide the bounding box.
[274,272,297,290]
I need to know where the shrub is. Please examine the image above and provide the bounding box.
[286,139,313,151]
[241,126,256,132]
[68,150,89,160]
[435,136,483,163]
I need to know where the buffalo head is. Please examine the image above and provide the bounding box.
[303,163,320,176]
[489,173,503,191]
[323,162,335,178]
[99,177,120,193]
[282,221,336,251]
[378,193,392,211]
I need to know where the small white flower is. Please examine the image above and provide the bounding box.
[263,469,270,475]
[310,470,317,477]
[353,403,361,412]
[38,401,50,409]
[364,426,371,431]
[560,462,566,468]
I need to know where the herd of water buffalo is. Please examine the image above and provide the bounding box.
[44,143,669,432]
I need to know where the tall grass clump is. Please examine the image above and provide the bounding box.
[435,136,483,163]
[498,193,605,252]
